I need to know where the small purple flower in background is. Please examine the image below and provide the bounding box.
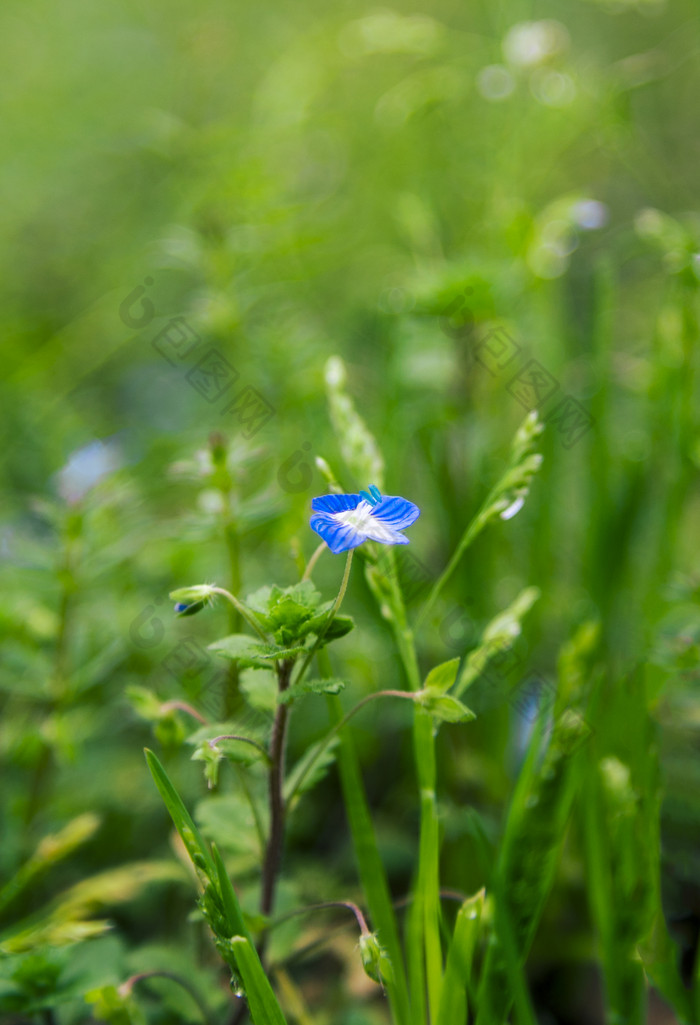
[310,485,420,554]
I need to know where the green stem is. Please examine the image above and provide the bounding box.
[270,899,371,936]
[260,659,294,936]
[320,649,412,1025]
[369,549,443,1019]
[160,700,208,724]
[285,689,416,805]
[302,541,327,581]
[223,519,242,715]
[293,549,354,690]
[417,498,493,628]
[210,587,269,641]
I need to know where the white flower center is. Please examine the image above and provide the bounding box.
[333,500,399,544]
[335,500,375,533]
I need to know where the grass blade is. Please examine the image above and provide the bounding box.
[231,936,288,1025]
[144,748,216,882]
[437,889,484,1025]
[475,709,588,1024]
[324,686,412,1025]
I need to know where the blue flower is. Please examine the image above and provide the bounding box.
[310,486,420,554]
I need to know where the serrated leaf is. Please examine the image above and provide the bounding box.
[209,634,306,668]
[245,582,323,645]
[284,737,340,805]
[278,678,346,705]
[301,610,355,646]
[424,658,460,694]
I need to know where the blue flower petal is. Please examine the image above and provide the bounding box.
[370,495,421,530]
[310,512,368,554]
[311,493,362,514]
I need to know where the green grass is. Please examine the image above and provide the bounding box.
[2,0,700,1021]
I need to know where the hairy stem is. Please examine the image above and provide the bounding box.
[271,899,371,936]
[293,549,354,690]
[160,700,208,724]
[210,587,269,641]
[301,541,327,581]
[260,658,294,935]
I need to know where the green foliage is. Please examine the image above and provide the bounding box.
[278,676,346,705]
[437,890,485,1025]
[208,635,308,669]
[3,2,700,1020]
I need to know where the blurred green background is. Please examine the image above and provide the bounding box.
[2,0,700,1020]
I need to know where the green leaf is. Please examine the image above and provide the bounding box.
[244,582,325,645]
[325,686,412,1025]
[437,889,485,1025]
[278,677,346,705]
[417,691,476,723]
[300,607,355,645]
[318,613,355,643]
[283,737,340,806]
[212,844,252,944]
[209,634,306,668]
[639,910,695,1024]
[424,658,460,694]
[230,937,288,1025]
[475,708,588,1024]
[240,667,278,713]
[144,749,216,881]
